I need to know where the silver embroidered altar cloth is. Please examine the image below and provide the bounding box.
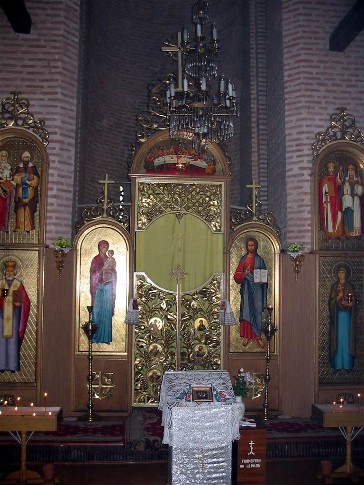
[159,371,240,484]
[171,406,233,484]
[159,370,240,445]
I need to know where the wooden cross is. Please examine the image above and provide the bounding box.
[161,32,183,92]
[246,179,261,221]
[97,174,115,216]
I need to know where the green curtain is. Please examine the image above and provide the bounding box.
[136,213,223,292]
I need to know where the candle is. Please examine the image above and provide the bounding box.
[212,23,217,40]
[44,392,48,411]
[0,410,2,415]
[219,75,225,92]
[332,401,336,411]
[32,412,36,416]
[182,26,188,42]
[196,23,202,37]
[358,393,361,407]
[48,411,52,415]
[30,402,34,407]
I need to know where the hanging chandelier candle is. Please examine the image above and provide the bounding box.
[163,0,237,148]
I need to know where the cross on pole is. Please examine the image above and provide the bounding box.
[98,174,116,216]
[246,179,262,220]
[171,264,188,371]
[161,32,183,92]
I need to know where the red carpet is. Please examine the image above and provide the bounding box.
[0,409,363,463]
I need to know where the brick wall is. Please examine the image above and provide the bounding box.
[1,0,363,249]
[76,0,246,207]
[282,0,364,249]
[0,0,80,243]
[266,0,287,240]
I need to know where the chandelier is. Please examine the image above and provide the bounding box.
[162,0,238,148]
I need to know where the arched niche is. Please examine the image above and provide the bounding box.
[72,219,133,413]
[227,222,281,354]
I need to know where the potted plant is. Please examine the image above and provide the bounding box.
[52,237,72,279]
[285,242,304,258]
[53,237,72,253]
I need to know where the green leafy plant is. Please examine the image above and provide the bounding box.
[285,242,304,253]
[233,368,253,397]
[53,237,72,249]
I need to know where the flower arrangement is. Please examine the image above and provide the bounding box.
[285,242,304,253]
[53,237,72,249]
[233,368,265,399]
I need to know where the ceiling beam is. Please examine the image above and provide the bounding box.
[0,0,31,34]
[329,0,364,51]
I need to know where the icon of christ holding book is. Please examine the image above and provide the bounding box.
[234,237,267,348]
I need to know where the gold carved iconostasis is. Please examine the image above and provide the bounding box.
[131,131,228,405]
[0,93,49,402]
[129,130,282,408]
[313,108,364,403]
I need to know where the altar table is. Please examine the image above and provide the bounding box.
[0,406,61,484]
[312,403,364,483]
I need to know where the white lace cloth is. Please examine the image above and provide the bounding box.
[158,370,240,445]
[170,406,233,484]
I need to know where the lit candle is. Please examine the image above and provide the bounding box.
[358,393,361,407]
[30,402,34,407]
[332,401,336,411]
[33,412,36,416]
[44,392,48,411]
[0,410,2,415]
[48,411,52,415]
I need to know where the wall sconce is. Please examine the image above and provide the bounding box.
[284,244,305,282]
[288,252,305,282]
[52,238,72,279]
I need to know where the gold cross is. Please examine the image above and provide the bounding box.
[171,264,188,284]
[246,179,261,220]
[98,174,115,216]
[161,32,183,92]
[176,233,184,251]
